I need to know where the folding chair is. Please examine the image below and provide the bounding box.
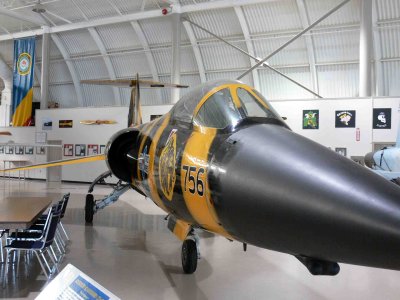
[3,207,61,282]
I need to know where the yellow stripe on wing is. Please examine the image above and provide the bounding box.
[0,154,105,172]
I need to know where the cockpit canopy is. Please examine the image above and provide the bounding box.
[171,80,284,129]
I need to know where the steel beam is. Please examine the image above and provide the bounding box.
[234,6,259,90]
[171,13,181,103]
[183,21,206,83]
[40,26,50,109]
[296,0,319,96]
[237,0,351,80]
[0,0,280,41]
[359,0,373,97]
[50,34,84,107]
[184,17,322,98]
[69,0,121,105]
[0,7,46,26]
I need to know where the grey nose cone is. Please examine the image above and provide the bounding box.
[209,123,400,270]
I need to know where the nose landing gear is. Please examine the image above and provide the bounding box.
[181,235,200,274]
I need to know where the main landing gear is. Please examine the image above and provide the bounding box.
[84,171,130,223]
[181,234,200,274]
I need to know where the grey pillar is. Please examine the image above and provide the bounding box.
[40,26,50,109]
[171,13,181,104]
[359,0,373,97]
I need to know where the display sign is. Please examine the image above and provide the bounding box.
[42,118,52,130]
[87,144,99,155]
[63,144,74,157]
[36,264,120,300]
[302,110,319,129]
[75,144,86,157]
[373,108,391,129]
[335,110,356,128]
[59,120,73,128]
[12,37,35,126]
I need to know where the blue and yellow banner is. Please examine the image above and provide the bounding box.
[12,37,35,126]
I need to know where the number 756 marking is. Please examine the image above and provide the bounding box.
[182,165,205,196]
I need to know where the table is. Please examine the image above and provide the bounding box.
[0,196,52,263]
[0,196,52,230]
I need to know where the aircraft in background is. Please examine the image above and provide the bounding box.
[364,122,400,184]
[4,76,400,276]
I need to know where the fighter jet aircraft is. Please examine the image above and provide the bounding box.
[364,123,400,183]
[4,77,400,276]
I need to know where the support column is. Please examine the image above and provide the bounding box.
[40,26,50,109]
[171,13,181,104]
[359,0,373,97]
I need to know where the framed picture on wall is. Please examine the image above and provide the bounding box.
[36,146,46,155]
[87,144,99,156]
[99,145,106,154]
[24,146,34,155]
[0,146,4,154]
[75,144,86,157]
[335,110,356,128]
[303,110,319,129]
[15,146,24,155]
[63,144,74,157]
[5,146,13,154]
[335,147,347,157]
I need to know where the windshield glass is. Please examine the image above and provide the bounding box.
[236,88,282,120]
[194,88,241,129]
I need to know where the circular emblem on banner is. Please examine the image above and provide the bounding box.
[17,52,32,76]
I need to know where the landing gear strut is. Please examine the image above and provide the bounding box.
[181,235,200,274]
[84,171,130,223]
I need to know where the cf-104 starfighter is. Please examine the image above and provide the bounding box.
[4,78,400,276]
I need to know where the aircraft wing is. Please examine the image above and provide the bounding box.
[0,154,105,173]
[81,79,188,88]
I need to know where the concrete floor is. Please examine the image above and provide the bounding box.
[1,179,400,300]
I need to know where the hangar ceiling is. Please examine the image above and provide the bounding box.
[0,0,399,108]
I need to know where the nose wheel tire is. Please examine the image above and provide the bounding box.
[85,194,94,223]
[181,239,198,274]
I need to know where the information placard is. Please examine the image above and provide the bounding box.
[36,264,120,300]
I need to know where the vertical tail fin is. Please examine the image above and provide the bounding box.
[128,74,142,127]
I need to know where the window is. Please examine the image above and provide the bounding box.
[194,88,241,129]
[236,88,281,120]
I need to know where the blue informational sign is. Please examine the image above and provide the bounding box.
[70,275,110,300]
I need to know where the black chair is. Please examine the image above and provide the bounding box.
[3,207,61,282]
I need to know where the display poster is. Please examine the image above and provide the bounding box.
[373,108,391,129]
[0,146,4,154]
[15,146,24,155]
[24,146,34,155]
[12,37,35,126]
[36,264,120,300]
[87,144,99,155]
[59,120,73,128]
[150,114,163,121]
[335,110,356,128]
[75,144,86,157]
[335,147,347,157]
[100,145,106,154]
[42,118,52,130]
[302,110,319,129]
[5,146,14,154]
[63,144,73,157]
[36,146,46,155]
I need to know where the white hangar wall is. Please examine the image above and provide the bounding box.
[272,97,400,159]
[0,97,399,183]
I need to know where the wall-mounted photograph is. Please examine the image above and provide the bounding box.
[87,144,99,155]
[15,146,24,155]
[303,110,319,129]
[25,146,34,155]
[335,147,347,157]
[63,144,74,157]
[36,146,46,155]
[5,146,13,154]
[75,144,86,157]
